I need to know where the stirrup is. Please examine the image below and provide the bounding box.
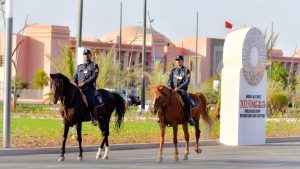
[188,118,195,126]
[91,118,97,126]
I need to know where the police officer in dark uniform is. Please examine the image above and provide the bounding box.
[73,49,99,126]
[167,55,195,126]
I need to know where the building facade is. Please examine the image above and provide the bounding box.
[0,24,299,100]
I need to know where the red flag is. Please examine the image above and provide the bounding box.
[225,21,233,29]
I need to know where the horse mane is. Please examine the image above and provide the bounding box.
[152,84,184,107]
[56,73,71,82]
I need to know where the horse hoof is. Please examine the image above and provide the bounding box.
[77,156,83,161]
[183,155,188,160]
[174,155,179,162]
[57,157,65,162]
[96,153,102,159]
[103,155,109,159]
[157,157,163,163]
[195,148,202,154]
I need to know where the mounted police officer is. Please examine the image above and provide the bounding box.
[73,49,99,126]
[167,55,195,126]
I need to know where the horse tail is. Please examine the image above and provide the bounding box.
[197,93,213,127]
[112,92,126,129]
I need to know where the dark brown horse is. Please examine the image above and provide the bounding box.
[151,85,212,162]
[50,73,126,161]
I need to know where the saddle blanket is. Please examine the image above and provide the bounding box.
[95,93,104,108]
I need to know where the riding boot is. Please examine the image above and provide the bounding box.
[89,107,97,126]
[186,105,195,126]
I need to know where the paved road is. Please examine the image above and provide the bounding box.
[0,142,300,169]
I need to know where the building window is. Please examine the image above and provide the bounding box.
[213,49,223,76]
[0,55,4,67]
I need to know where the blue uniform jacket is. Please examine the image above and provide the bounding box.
[73,61,99,89]
[167,66,191,92]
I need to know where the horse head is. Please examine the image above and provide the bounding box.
[150,85,173,115]
[50,73,69,104]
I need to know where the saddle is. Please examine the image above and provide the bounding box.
[175,92,196,109]
[79,90,104,108]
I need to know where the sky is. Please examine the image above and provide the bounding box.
[1,0,299,56]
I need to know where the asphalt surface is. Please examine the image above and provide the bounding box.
[1,142,300,169]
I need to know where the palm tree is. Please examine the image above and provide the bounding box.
[47,44,76,80]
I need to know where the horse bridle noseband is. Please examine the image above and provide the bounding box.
[54,79,77,106]
[155,88,174,111]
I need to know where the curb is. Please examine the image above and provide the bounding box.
[1,136,300,156]
[0,139,219,156]
[266,136,300,143]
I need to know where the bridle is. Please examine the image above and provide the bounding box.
[154,87,174,113]
[52,78,77,106]
[52,79,64,104]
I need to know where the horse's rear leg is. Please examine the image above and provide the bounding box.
[76,123,83,161]
[157,125,165,163]
[173,124,179,161]
[182,123,189,160]
[96,120,110,160]
[58,123,70,162]
[195,121,202,153]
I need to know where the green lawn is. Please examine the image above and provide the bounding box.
[0,118,217,148]
[1,105,300,148]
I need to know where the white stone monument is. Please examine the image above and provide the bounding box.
[220,27,267,145]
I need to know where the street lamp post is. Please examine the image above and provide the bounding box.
[195,12,199,85]
[147,11,155,72]
[141,0,147,111]
[76,0,83,56]
[3,0,13,148]
[118,2,122,90]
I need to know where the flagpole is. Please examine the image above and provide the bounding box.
[270,22,273,79]
[195,12,199,85]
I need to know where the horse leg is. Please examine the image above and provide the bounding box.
[102,124,110,160]
[182,123,189,160]
[157,125,165,163]
[173,124,179,161]
[195,121,202,153]
[96,118,105,159]
[58,122,70,162]
[76,123,83,161]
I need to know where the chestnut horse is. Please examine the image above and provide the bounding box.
[50,73,126,161]
[151,85,212,162]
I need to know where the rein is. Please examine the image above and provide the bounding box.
[59,83,78,106]
[157,89,174,111]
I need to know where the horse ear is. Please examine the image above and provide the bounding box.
[50,73,56,79]
[148,84,154,91]
[158,85,164,90]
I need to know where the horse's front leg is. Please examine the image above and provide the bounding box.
[182,123,190,160]
[173,124,179,161]
[58,122,70,162]
[76,122,83,161]
[157,124,165,163]
[96,117,105,159]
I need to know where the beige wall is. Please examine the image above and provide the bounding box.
[181,37,210,84]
